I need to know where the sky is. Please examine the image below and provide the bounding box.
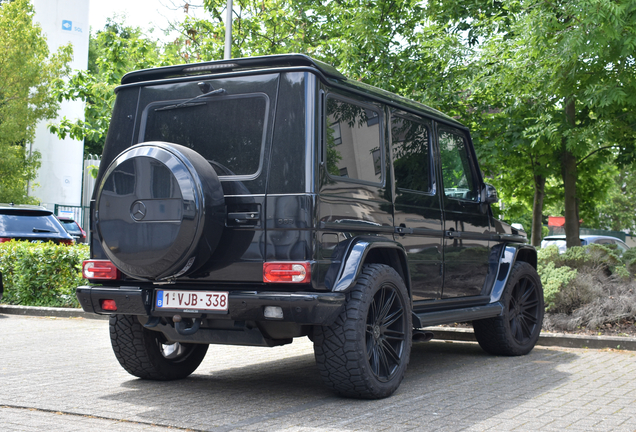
[88,0,207,39]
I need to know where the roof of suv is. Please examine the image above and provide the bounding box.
[119,53,462,128]
[0,203,52,214]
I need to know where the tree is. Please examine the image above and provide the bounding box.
[595,165,636,233]
[435,0,636,247]
[515,0,636,247]
[0,0,72,204]
[50,18,169,156]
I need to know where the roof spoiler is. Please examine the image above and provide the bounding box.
[121,54,347,85]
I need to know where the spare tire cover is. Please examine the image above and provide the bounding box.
[95,142,225,280]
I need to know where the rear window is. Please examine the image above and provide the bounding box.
[59,219,82,234]
[0,214,60,234]
[140,94,269,178]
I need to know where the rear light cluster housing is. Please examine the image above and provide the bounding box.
[263,262,311,283]
[83,260,121,280]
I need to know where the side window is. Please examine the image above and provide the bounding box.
[615,241,629,253]
[391,114,431,193]
[439,130,478,201]
[325,97,383,183]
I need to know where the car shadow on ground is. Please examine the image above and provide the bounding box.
[100,340,576,431]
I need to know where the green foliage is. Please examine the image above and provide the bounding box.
[0,0,72,204]
[595,166,636,232]
[538,244,632,312]
[538,260,578,311]
[51,18,170,156]
[51,1,636,238]
[0,242,89,307]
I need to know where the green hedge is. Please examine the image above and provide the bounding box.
[0,241,89,307]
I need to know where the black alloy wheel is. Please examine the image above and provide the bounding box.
[507,274,541,345]
[314,264,412,399]
[473,261,544,356]
[366,285,407,382]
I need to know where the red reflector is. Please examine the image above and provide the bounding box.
[60,239,74,245]
[100,299,117,311]
[83,260,120,280]
[0,238,11,243]
[263,262,311,283]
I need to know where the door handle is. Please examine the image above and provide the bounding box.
[395,225,413,235]
[228,212,260,224]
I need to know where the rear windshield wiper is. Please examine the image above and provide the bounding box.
[155,87,226,112]
[33,228,54,233]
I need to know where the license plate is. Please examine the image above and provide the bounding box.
[156,290,229,312]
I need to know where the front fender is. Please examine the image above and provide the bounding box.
[488,243,538,303]
[324,236,410,293]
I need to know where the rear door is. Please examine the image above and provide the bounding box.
[317,90,394,270]
[437,126,491,298]
[390,110,443,301]
[136,73,280,282]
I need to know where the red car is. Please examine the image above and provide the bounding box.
[56,216,87,243]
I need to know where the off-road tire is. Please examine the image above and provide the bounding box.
[110,315,208,380]
[473,261,544,356]
[313,264,412,399]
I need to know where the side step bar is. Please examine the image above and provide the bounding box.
[413,302,503,328]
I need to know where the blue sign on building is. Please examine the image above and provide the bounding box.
[62,20,72,31]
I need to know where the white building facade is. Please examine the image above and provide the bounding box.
[30,0,90,210]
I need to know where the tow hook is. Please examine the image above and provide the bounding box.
[412,329,435,343]
[143,316,161,328]
[173,314,204,336]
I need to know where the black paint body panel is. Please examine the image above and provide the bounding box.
[81,55,535,340]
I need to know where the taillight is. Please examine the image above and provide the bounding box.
[60,239,74,245]
[100,299,117,311]
[0,238,11,243]
[83,260,121,280]
[263,262,311,283]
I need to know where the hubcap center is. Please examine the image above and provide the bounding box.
[373,325,381,340]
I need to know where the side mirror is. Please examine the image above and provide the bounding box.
[481,183,498,204]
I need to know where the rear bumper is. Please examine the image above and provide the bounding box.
[76,285,345,326]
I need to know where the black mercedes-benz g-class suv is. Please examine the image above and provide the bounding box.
[77,54,543,399]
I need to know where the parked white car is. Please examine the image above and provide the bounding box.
[541,235,630,254]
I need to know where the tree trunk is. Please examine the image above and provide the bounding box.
[531,174,545,247]
[563,98,579,248]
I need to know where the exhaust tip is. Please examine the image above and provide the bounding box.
[412,329,435,343]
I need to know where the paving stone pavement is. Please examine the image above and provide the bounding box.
[0,314,635,432]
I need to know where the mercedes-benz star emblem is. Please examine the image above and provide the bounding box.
[130,201,147,221]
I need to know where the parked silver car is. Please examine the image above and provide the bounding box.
[541,235,630,254]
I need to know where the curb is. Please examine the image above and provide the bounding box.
[1,305,635,351]
[424,326,636,351]
[0,305,109,320]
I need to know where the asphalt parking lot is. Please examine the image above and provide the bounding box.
[1,314,635,431]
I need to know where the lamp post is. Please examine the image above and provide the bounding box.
[224,0,233,59]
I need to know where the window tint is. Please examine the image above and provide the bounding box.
[439,130,477,201]
[0,214,60,234]
[391,115,431,193]
[142,95,268,177]
[325,97,382,183]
